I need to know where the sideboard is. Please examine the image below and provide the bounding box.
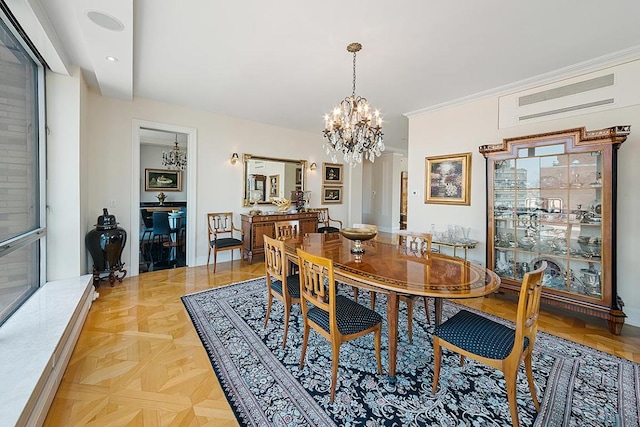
[241,212,318,263]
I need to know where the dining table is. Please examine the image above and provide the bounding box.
[284,232,501,380]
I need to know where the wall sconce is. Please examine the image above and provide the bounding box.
[230,152,239,165]
[309,162,317,171]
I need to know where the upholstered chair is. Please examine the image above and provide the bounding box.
[432,262,547,427]
[310,208,342,233]
[263,236,300,347]
[207,212,244,273]
[297,248,382,403]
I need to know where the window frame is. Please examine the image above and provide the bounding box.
[0,5,47,326]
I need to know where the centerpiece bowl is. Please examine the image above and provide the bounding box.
[341,227,378,254]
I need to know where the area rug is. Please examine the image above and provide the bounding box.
[181,277,640,427]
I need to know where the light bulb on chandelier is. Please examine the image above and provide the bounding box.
[323,42,384,166]
[162,134,187,170]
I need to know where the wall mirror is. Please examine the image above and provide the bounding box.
[243,154,306,206]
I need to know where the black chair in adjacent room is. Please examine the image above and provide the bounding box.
[151,211,174,265]
[140,209,154,262]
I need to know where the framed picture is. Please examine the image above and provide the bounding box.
[269,174,279,197]
[323,163,343,184]
[322,185,343,204]
[425,152,471,205]
[145,168,182,191]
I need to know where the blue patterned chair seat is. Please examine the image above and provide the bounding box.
[212,237,243,248]
[269,274,301,299]
[318,226,340,234]
[434,310,529,360]
[308,295,382,335]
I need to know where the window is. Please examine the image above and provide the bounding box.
[0,8,46,326]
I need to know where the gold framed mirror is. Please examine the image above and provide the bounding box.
[243,154,307,206]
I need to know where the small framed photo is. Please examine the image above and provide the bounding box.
[269,175,279,197]
[145,168,182,192]
[425,152,471,205]
[322,185,343,204]
[295,168,302,185]
[323,163,343,184]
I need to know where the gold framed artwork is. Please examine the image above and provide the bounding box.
[425,152,471,205]
[323,162,343,184]
[322,185,343,204]
[269,174,279,197]
[145,168,182,192]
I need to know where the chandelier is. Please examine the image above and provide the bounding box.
[162,134,187,170]
[323,42,384,165]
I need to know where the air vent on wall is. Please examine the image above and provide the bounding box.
[498,60,640,128]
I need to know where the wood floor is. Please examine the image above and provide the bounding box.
[45,238,640,426]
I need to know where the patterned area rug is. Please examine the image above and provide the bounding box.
[181,278,640,427]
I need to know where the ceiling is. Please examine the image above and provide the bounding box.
[31,0,640,152]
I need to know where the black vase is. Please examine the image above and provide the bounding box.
[86,208,127,287]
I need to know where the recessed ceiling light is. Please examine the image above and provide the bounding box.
[86,10,125,31]
[106,56,118,62]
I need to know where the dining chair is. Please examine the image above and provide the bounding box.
[263,236,300,347]
[139,209,154,260]
[274,220,299,240]
[432,261,547,427]
[207,212,244,273]
[297,248,382,403]
[368,231,433,343]
[310,207,342,233]
[150,211,173,263]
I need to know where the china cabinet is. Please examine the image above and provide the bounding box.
[479,126,630,334]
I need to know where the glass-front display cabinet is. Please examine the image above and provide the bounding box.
[479,126,630,334]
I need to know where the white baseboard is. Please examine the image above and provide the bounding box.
[0,275,93,426]
[624,306,640,328]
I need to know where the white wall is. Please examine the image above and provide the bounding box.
[45,66,85,281]
[407,65,640,326]
[84,88,355,269]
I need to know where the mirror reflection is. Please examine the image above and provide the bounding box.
[243,154,306,205]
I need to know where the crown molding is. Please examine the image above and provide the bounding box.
[404,45,640,117]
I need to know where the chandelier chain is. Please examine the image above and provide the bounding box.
[352,50,357,96]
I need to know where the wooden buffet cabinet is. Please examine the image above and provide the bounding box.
[479,126,630,334]
[241,212,318,263]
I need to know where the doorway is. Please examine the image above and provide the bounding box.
[400,171,408,230]
[130,120,198,277]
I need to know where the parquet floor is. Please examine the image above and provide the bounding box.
[45,235,640,426]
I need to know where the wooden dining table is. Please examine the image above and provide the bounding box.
[284,233,501,380]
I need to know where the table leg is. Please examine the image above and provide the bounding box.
[387,291,399,381]
[434,297,443,326]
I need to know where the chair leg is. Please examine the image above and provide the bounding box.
[282,302,291,348]
[504,365,521,427]
[374,327,382,374]
[459,355,466,367]
[423,296,431,324]
[213,248,218,273]
[370,291,377,310]
[524,352,540,411]
[407,298,414,344]
[352,287,359,302]
[330,343,340,403]
[207,245,211,265]
[432,337,442,394]
[264,291,273,328]
[299,322,310,370]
